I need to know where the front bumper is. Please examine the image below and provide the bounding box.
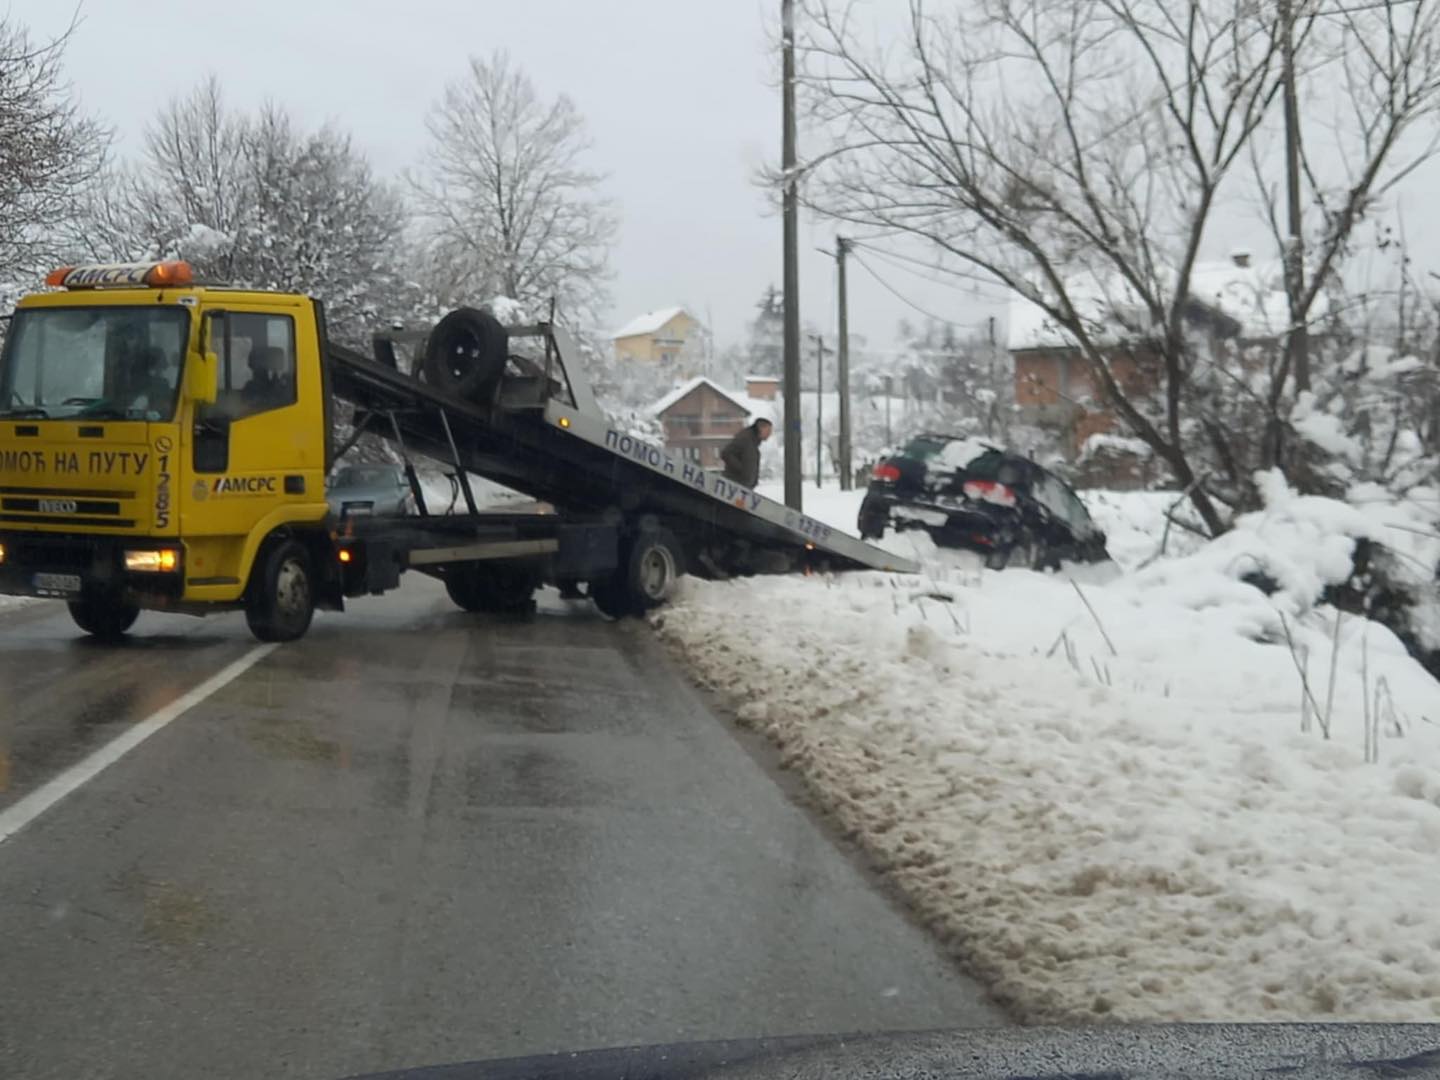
[0,531,184,602]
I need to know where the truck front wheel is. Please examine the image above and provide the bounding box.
[68,592,139,640]
[245,540,315,642]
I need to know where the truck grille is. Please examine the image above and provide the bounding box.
[0,488,135,528]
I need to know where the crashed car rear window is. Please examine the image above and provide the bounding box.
[958,449,1007,479]
[900,436,948,461]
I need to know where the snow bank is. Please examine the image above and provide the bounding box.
[1082,490,1206,571]
[655,485,1440,1024]
[1079,433,1153,461]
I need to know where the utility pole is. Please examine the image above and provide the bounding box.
[1280,0,1310,393]
[836,237,853,489]
[884,374,893,448]
[781,0,803,510]
[986,315,998,438]
[812,334,830,486]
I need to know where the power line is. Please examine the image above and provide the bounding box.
[854,242,1011,303]
[850,250,992,332]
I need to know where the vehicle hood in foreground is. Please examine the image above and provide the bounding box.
[347,1024,1440,1080]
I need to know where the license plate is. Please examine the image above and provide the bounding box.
[32,572,81,596]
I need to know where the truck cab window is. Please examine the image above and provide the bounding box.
[0,306,187,420]
[207,312,297,421]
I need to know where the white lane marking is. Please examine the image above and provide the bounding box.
[0,642,278,847]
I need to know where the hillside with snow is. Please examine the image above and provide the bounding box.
[655,481,1440,1023]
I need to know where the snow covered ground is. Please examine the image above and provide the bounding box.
[662,481,1440,1023]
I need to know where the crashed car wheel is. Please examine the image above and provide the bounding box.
[985,531,1041,571]
[857,495,890,540]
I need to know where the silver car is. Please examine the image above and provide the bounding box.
[326,464,415,518]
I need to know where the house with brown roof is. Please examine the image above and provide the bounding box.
[649,377,764,468]
[1008,252,1322,458]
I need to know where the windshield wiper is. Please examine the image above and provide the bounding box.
[0,407,49,419]
[74,406,136,420]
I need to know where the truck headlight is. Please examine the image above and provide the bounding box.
[125,548,180,572]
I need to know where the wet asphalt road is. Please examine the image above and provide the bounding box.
[0,582,1002,1080]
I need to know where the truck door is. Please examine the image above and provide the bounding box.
[180,303,326,595]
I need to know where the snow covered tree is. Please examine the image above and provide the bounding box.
[745,285,784,377]
[889,319,1011,433]
[231,108,413,341]
[0,14,107,280]
[588,342,684,424]
[72,79,413,344]
[410,51,617,327]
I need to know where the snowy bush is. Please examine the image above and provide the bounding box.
[1136,471,1440,679]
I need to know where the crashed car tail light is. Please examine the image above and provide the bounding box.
[962,479,1017,507]
[872,463,901,482]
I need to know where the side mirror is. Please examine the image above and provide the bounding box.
[190,351,219,405]
[194,309,227,405]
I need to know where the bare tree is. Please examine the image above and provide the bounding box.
[796,0,1440,532]
[792,0,1303,534]
[0,14,107,279]
[411,51,616,325]
[1252,0,1440,406]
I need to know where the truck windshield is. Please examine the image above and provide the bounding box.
[0,306,189,421]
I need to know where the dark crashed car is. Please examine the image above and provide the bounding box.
[857,434,1109,569]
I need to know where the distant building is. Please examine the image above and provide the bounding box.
[649,376,759,468]
[611,307,702,365]
[1008,252,1323,458]
[744,375,780,401]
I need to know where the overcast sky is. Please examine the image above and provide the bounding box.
[11,0,1007,354]
[13,0,1440,355]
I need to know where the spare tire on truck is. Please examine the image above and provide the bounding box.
[422,307,509,403]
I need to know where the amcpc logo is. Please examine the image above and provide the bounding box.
[212,476,277,496]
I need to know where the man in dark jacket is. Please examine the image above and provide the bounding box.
[719,418,772,488]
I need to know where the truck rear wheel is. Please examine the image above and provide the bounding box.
[245,540,315,642]
[68,592,139,640]
[422,307,509,403]
[592,529,684,618]
[589,579,628,619]
[444,565,536,614]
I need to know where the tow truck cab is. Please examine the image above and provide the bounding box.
[0,261,334,639]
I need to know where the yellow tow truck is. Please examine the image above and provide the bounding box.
[0,261,912,643]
